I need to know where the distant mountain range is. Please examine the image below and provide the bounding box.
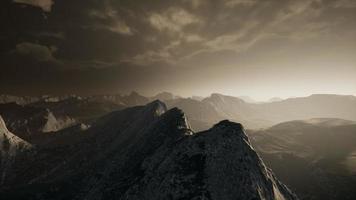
[166,93,356,130]
[1,92,355,199]
[1,92,355,135]
[0,101,297,200]
[248,118,356,200]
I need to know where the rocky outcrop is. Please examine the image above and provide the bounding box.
[124,120,298,200]
[0,101,297,200]
[41,109,76,133]
[0,103,76,142]
[0,115,31,185]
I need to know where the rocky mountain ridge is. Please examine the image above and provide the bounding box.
[0,101,297,200]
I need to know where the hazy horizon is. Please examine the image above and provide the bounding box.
[1,1,355,199]
[1,0,356,99]
[1,90,356,102]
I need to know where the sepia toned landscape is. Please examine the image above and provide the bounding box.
[1,0,356,199]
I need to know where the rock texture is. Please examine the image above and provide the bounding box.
[0,116,31,155]
[0,115,31,185]
[124,120,297,200]
[248,118,356,200]
[166,93,356,130]
[0,101,297,200]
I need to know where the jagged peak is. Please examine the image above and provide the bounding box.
[0,115,8,131]
[205,93,245,104]
[0,115,32,153]
[205,120,248,141]
[129,91,142,97]
[153,91,174,98]
[124,118,298,200]
[212,120,244,130]
[162,107,193,135]
[144,100,167,116]
[210,93,223,98]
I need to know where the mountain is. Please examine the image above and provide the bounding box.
[0,101,297,200]
[0,115,31,156]
[257,94,356,124]
[165,97,225,131]
[124,120,298,200]
[120,91,151,107]
[0,103,76,142]
[2,93,356,132]
[0,95,128,143]
[0,95,39,105]
[0,115,32,185]
[2,93,356,130]
[248,118,356,200]
[191,95,205,101]
[165,93,269,130]
[202,93,263,127]
[167,93,270,130]
[169,93,356,130]
[29,96,125,122]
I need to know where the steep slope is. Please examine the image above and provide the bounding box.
[166,94,271,130]
[0,103,76,142]
[248,118,356,200]
[2,93,355,131]
[170,94,356,130]
[29,96,125,122]
[119,91,150,107]
[250,118,356,162]
[124,120,298,200]
[0,115,31,185]
[0,115,31,156]
[165,97,225,131]
[0,101,192,199]
[256,94,356,125]
[239,95,258,103]
[202,93,269,128]
[0,101,297,200]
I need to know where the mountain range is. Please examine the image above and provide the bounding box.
[0,101,298,200]
[248,118,356,200]
[1,92,356,199]
[0,115,32,185]
[165,93,356,131]
[1,92,355,132]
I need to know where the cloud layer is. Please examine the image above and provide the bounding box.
[14,0,54,12]
[1,0,356,98]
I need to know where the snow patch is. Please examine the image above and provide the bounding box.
[42,110,76,133]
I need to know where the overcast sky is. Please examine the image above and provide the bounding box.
[0,0,355,100]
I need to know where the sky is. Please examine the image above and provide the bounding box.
[0,0,355,101]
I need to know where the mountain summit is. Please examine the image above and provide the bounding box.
[0,115,31,156]
[0,101,297,200]
[124,119,298,200]
[0,115,31,185]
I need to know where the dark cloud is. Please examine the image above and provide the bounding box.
[13,0,54,12]
[13,42,58,62]
[0,0,355,98]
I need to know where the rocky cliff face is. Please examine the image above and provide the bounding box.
[123,120,297,200]
[0,115,31,185]
[248,118,356,200]
[0,115,31,155]
[0,101,297,200]
[0,103,76,142]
